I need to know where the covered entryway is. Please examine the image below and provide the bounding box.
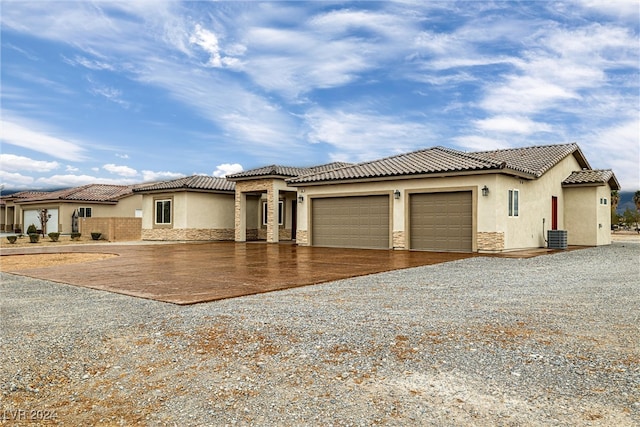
[312,195,390,249]
[410,191,472,252]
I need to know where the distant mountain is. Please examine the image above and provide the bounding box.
[617,191,638,214]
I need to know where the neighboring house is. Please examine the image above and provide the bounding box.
[134,175,236,241]
[284,143,620,252]
[1,191,50,232]
[227,163,351,243]
[2,184,144,235]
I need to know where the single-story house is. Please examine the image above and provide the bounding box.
[227,143,619,252]
[134,175,236,241]
[2,184,144,235]
[286,143,620,252]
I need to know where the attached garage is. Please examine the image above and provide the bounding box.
[312,195,390,249]
[24,209,59,233]
[410,191,472,252]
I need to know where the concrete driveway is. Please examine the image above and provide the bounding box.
[1,242,481,304]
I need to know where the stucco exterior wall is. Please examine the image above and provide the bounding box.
[564,185,612,246]
[141,191,235,241]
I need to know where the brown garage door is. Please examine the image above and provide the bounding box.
[410,191,472,252]
[312,195,389,249]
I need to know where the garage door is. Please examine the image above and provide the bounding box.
[410,192,472,252]
[24,209,59,233]
[312,195,389,249]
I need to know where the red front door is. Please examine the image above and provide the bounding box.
[551,196,558,230]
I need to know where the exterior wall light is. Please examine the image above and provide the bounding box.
[394,190,401,199]
[298,195,304,203]
[481,185,489,197]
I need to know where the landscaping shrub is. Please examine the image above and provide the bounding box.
[6,236,17,244]
[27,224,37,235]
[70,232,81,241]
[48,232,60,242]
[29,234,40,243]
[91,232,102,240]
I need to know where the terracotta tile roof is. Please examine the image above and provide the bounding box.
[227,162,352,180]
[288,143,590,184]
[471,143,589,178]
[2,190,50,200]
[16,184,137,203]
[562,169,621,190]
[134,175,235,192]
[288,146,505,184]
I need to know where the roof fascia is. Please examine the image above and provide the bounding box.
[227,175,291,182]
[287,168,533,187]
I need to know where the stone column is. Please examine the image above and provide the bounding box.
[266,187,279,243]
[235,190,247,242]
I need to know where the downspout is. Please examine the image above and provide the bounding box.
[542,217,547,247]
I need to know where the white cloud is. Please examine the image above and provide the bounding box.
[63,54,114,70]
[452,135,511,152]
[34,174,138,188]
[572,0,640,19]
[66,165,80,172]
[116,153,130,159]
[141,170,185,182]
[0,170,35,188]
[188,24,239,68]
[0,154,60,172]
[305,108,434,162]
[213,163,243,177]
[0,116,87,161]
[583,119,640,190]
[474,116,552,135]
[103,163,138,177]
[86,77,130,108]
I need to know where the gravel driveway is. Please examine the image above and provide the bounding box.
[1,241,639,426]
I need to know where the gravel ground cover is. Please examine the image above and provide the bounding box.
[1,241,639,426]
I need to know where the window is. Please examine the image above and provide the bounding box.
[262,200,284,226]
[600,198,607,205]
[508,189,519,217]
[155,199,171,224]
[78,207,92,218]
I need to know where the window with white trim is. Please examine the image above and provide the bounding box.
[508,189,519,217]
[155,199,171,224]
[262,201,284,226]
[78,207,92,218]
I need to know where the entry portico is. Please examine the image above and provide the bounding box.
[227,163,351,243]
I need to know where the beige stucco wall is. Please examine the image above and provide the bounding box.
[141,191,235,241]
[564,185,612,246]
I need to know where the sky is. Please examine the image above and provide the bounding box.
[1,0,639,192]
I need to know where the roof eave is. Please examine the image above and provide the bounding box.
[227,174,294,182]
[288,167,513,187]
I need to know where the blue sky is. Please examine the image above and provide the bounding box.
[1,1,638,191]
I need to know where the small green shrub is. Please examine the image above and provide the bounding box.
[70,232,81,240]
[29,234,40,243]
[91,232,102,240]
[27,224,37,235]
[6,236,17,244]
[48,232,60,242]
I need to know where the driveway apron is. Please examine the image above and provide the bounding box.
[1,242,565,304]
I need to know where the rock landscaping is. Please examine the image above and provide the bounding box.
[1,241,638,425]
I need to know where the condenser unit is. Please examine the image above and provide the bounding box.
[547,230,568,250]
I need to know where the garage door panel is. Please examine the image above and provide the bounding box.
[312,196,389,249]
[410,192,472,252]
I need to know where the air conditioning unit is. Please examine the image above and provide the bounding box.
[547,230,568,250]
